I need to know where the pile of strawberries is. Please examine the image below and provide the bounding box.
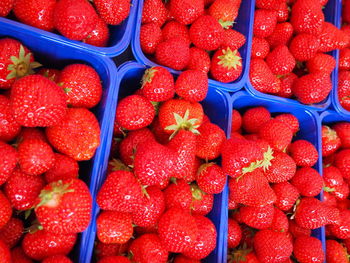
[140,0,245,83]
[0,37,103,262]
[322,122,350,262]
[0,0,131,46]
[250,0,349,105]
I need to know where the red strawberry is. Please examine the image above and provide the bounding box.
[275,113,299,133]
[35,179,92,234]
[44,153,79,183]
[59,64,102,108]
[11,74,67,127]
[97,171,143,212]
[339,48,350,71]
[329,182,350,200]
[157,207,198,253]
[289,220,311,238]
[276,73,297,98]
[98,256,130,263]
[169,0,204,25]
[292,73,332,104]
[82,18,110,47]
[54,0,99,40]
[254,229,293,263]
[291,167,323,197]
[328,209,350,239]
[0,0,13,17]
[164,179,192,211]
[13,0,56,31]
[253,9,278,38]
[174,255,200,263]
[326,240,349,263]
[289,34,320,61]
[11,246,33,263]
[221,29,246,50]
[129,234,168,263]
[209,0,240,26]
[186,47,211,73]
[324,166,344,188]
[22,229,76,260]
[231,109,242,133]
[42,255,72,263]
[272,182,299,211]
[242,106,271,133]
[318,22,350,52]
[338,71,350,111]
[190,184,214,215]
[4,169,45,210]
[288,140,318,167]
[0,191,11,229]
[333,122,350,148]
[307,53,336,74]
[263,151,297,183]
[255,0,285,9]
[0,239,10,263]
[46,108,101,161]
[334,149,350,179]
[240,205,274,229]
[293,236,325,263]
[196,163,226,194]
[0,141,17,186]
[270,207,288,232]
[227,218,242,248]
[94,241,130,260]
[251,37,270,59]
[162,20,191,45]
[94,0,130,25]
[211,47,242,83]
[0,217,23,248]
[140,22,163,55]
[155,38,190,70]
[17,127,47,143]
[0,95,21,141]
[266,45,295,75]
[266,22,294,48]
[259,119,293,151]
[175,70,208,102]
[142,0,168,26]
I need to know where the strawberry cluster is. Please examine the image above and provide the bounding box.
[94,66,227,262]
[0,37,103,262]
[322,122,350,261]
[0,0,131,47]
[250,0,349,105]
[226,107,330,263]
[140,0,245,83]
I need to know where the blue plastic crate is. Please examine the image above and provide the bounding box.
[0,0,138,57]
[246,0,340,112]
[131,0,255,92]
[230,91,326,261]
[0,21,118,263]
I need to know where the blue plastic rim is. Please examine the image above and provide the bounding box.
[230,91,326,261]
[131,0,255,92]
[0,0,137,57]
[0,21,118,263]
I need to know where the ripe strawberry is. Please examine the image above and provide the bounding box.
[129,234,168,263]
[307,53,336,74]
[17,127,47,143]
[211,47,242,83]
[11,246,33,263]
[11,74,67,127]
[330,182,350,200]
[328,209,350,239]
[289,34,320,61]
[318,22,350,52]
[293,236,325,263]
[44,153,79,183]
[334,149,350,179]
[333,122,350,148]
[276,73,296,98]
[98,256,130,263]
[0,95,21,141]
[186,47,211,73]
[22,229,76,260]
[142,0,167,26]
[339,48,350,71]
[242,106,271,133]
[249,58,281,94]
[46,108,101,161]
[175,70,208,102]
[196,122,225,159]
[54,0,99,40]
[227,218,241,248]
[289,220,311,238]
[158,207,198,253]
[155,38,190,70]
[59,64,102,108]
[228,170,276,207]
[292,73,332,104]
[140,23,162,55]
[291,167,323,197]
[35,179,92,234]
[164,179,192,211]
[41,255,72,263]
[272,182,299,211]
[0,142,17,186]
[94,0,130,25]
[253,9,278,38]
[255,0,285,9]
[338,71,350,111]
[240,205,274,229]
[324,166,344,188]
[231,109,242,133]
[288,140,318,167]
[190,184,214,215]
[13,0,56,31]
[326,240,349,263]
[0,239,10,263]
[95,241,130,260]
[275,113,299,134]
[0,0,13,17]
[196,163,226,194]
[266,45,295,75]
[170,0,204,25]
[264,151,297,183]
[259,119,293,151]
[0,217,23,248]
[0,191,11,229]
[209,0,240,25]
[254,229,293,263]
[162,20,191,45]
[251,37,270,59]
[266,22,294,48]
[270,207,289,232]
[323,191,337,207]
[221,29,246,50]
[82,18,110,47]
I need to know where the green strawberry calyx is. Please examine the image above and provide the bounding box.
[219,19,235,29]
[191,183,204,201]
[141,67,157,87]
[7,45,42,80]
[260,146,275,171]
[218,47,242,70]
[165,109,200,139]
[36,180,74,208]
[323,186,336,192]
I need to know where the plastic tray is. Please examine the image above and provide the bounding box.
[0,0,138,57]
[0,21,118,263]
[230,91,326,260]
[246,0,340,112]
[131,0,255,92]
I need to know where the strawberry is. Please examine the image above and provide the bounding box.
[42,255,72,263]
[221,29,246,50]
[270,207,288,232]
[54,0,99,40]
[288,140,318,167]
[292,73,332,104]
[333,122,350,148]
[0,191,11,229]
[46,108,101,161]
[231,109,242,133]
[275,113,299,134]
[330,182,350,200]
[13,0,56,31]
[255,0,285,9]
[0,239,10,263]
[289,33,320,61]
[174,255,200,263]
[0,0,13,17]
[0,217,23,248]
[175,70,208,102]
[211,47,242,83]
[11,246,33,263]
[251,37,270,59]
[249,58,281,94]
[169,0,204,25]
[196,163,226,194]
[228,170,276,207]
[17,127,47,143]
[209,0,240,26]
[141,0,168,26]
[338,71,350,111]
[37,68,61,83]
[164,179,192,211]
[242,106,271,133]
[318,22,350,52]
[326,240,349,263]
[97,171,143,212]
[306,53,336,74]
[95,241,129,260]
[334,149,350,179]
[259,119,293,151]
[266,22,294,48]
[272,182,299,211]
[291,167,323,197]
[35,179,92,234]
[254,229,293,263]
[140,23,163,55]
[11,74,67,127]
[183,215,217,259]
[289,220,311,238]
[323,191,338,207]
[97,211,132,244]
[157,207,198,253]
[98,256,130,263]
[339,48,350,71]
[328,209,350,239]
[59,64,102,108]
[4,169,44,210]
[155,38,190,70]
[293,236,325,263]
[190,184,214,215]
[0,95,21,141]
[276,73,296,98]
[266,45,295,75]
[22,229,76,260]
[0,142,17,186]
[186,47,211,73]
[240,205,274,229]
[82,18,110,47]
[263,151,297,183]
[44,153,79,183]
[94,0,130,25]
[227,218,242,248]
[253,9,278,38]
[162,20,191,45]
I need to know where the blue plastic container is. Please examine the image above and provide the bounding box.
[246,0,339,112]
[0,0,137,57]
[230,91,326,260]
[131,0,255,92]
[0,21,118,263]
